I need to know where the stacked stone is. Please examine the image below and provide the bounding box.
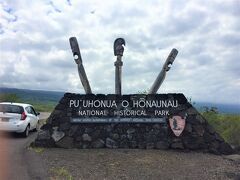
[169,107,233,154]
[33,93,234,155]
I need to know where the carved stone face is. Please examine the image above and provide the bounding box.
[114,38,125,56]
[115,44,124,56]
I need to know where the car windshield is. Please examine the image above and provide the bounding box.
[0,104,24,114]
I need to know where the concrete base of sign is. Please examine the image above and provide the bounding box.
[33,93,234,155]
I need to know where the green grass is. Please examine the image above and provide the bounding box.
[28,147,45,154]
[50,167,73,180]
[202,111,240,147]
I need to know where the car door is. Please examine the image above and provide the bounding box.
[25,106,36,130]
[29,106,39,128]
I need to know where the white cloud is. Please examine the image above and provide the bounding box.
[0,0,239,104]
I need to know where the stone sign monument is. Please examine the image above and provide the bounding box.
[33,38,234,155]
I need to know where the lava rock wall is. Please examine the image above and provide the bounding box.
[33,93,234,155]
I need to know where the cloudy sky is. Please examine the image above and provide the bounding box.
[0,0,239,104]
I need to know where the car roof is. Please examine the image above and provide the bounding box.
[0,102,33,108]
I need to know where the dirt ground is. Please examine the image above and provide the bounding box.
[37,148,240,180]
[36,112,240,180]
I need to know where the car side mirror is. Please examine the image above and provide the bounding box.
[37,112,40,116]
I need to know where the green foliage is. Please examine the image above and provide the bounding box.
[0,93,21,102]
[202,108,240,147]
[27,101,56,112]
[0,93,55,112]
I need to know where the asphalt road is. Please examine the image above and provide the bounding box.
[0,113,50,180]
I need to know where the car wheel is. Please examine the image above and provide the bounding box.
[23,125,30,137]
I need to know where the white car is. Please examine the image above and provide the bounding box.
[0,102,40,137]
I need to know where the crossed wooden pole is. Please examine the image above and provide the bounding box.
[69,37,178,95]
[69,37,92,94]
[148,48,178,94]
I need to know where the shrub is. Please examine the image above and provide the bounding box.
[202,109,240,147]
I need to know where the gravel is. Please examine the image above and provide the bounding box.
[40,149,240,180]
[39,112,51,120]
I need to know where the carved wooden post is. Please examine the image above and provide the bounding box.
[114,38,125,95]
[148,48,178,94]
[69,37,92,94]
